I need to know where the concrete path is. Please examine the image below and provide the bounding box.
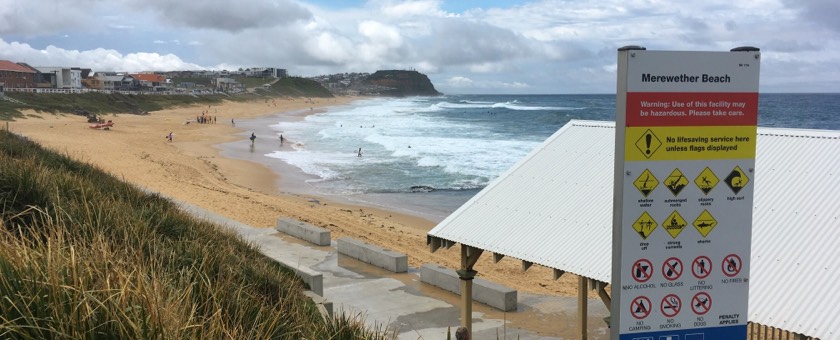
[177,201,610,339]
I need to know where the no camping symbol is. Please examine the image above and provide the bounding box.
[631,296,652,319]
[662,257,683,281]
[722,254,742,277]
[632,259,653,283]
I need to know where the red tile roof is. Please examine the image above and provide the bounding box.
[0,60,36,73]
[130,73,166,82]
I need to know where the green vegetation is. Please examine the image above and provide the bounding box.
[260,77,335,98]
[0,130,392,339]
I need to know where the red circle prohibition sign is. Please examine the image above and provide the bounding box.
[662,257,683,281]
[691,292,712,315]
[631,296,652,319]
[660,294,682,318]
[692,255,712,279]
[632,259,654,283]
[722,254,742,277]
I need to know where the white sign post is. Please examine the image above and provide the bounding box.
[611,47,760,340]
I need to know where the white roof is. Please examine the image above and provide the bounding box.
[428,120,840,339]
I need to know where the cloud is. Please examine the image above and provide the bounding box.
[0,0,96,35]
[132,0,313,32]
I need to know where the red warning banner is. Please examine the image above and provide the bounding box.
[626,92,758,127]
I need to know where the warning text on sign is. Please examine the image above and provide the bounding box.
[626,92,758,127]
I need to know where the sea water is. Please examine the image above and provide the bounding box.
[225,93,840,222]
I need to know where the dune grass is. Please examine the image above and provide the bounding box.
[0,129,393,339]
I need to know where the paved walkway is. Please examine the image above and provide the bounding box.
[178,201,610,339]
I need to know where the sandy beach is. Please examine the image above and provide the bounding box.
[7,97,593,298]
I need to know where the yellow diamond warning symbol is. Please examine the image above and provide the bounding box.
[724,165,750,194]
[693,209,717,238]
[664,168,689,196]
[635,129,662,159]
[663,210,687,239]
[632,211,658,240]
[634,169,659,198]
[694,167,719,195]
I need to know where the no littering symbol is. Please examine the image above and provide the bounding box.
[692,256,712,279]
[722,254,742,277]
[631,296,652,319]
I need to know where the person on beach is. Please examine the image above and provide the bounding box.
[166,132,173,142]
[357,148,362,157]
[279,134,284,145]
[231,118,235,126]
[250,133,256,145]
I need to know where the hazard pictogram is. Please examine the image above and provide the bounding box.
[631,296,652,319]
[724,165,750,195]
[694,166,719,195]
[632,211,658,240]
[664,168,689,196]
[692,256,712,279]
[634,169,659,197]
[632,259,653,283]
[662,257,683,281]
[663,210,687,239]
[635,129,662,159]
[660,294,682,318]
[693,209,718,238]
[691,292,712,315]
[722,254,742,277]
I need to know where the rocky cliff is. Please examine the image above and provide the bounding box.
[362,70,441,97]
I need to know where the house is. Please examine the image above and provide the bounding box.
[130,73,169,92]
[34,67,83,89]
[0,60,36,88]
[95,73,137,91]
[211,77,241,92]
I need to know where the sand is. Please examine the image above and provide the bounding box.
[6,97,597,298]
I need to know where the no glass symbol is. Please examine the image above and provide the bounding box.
[662,257,683,281]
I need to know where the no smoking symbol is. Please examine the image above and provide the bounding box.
[660,294,681,318]
[662,257,683,281]
[722,254,742,277]
[692,292,712,315]
[692,256,712,279]
[632,259,653,282]
[631,296,652,319]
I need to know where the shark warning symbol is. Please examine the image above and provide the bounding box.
[663,210,687,239]
[725,166,750,194]
[665,168,689,196]
[632,211,658,240]
[634,169,659,197]
[635,129,661,159]
[694,167,719,195]
[693,209,718,238]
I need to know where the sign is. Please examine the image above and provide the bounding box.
[612,47,759,340]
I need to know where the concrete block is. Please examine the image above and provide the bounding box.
[336,237,408,273]
[274,259,323,296]
[275,217,330,246]
[303,291,333,320]
[420,264,518,312]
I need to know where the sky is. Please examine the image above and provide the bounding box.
[1,0,838,94]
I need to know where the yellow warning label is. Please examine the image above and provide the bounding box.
[694,167,719,195]
[625,126,757,161]
[724,165,750,194]
[664,168,689,196]
[634,129,662,159]
[632,211,658,239]
[663,211,687,239]
[693,210,717,238]
[634,169,659,197]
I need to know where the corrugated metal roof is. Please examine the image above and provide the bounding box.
[428,120,840,339]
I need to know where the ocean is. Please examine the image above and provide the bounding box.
[222,93,840,222]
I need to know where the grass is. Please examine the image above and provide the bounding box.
[0,129,393,339]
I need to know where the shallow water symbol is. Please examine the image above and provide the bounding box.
[634,169,659,197]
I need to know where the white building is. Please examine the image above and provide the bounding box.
[35,67,82,89]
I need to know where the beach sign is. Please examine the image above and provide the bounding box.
[611,47,760,340]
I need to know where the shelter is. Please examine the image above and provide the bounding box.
[428,120,839,339]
